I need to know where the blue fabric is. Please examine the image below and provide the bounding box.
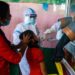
[1,20,10,26]
[42,3,48,11]
[29,8,35,14]
[24,8,36,16]
[13,30,22,34]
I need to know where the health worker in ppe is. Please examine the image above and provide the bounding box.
[44,17,72,40]
[13,8,39,75]
[43,9,75,62]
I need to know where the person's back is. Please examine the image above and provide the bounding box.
[26,48,44,75]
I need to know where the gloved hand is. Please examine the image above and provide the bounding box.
[44,28,53,34]
[40,34,46,41]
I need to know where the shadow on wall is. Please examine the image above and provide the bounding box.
[1,2,65,48]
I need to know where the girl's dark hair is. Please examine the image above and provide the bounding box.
[0,1,9,20]
[20,30,39,48]
[19,30,34,40]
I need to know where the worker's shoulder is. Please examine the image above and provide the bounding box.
[15,22,24,28]
[16,22,24,26]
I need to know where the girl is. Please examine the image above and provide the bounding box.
[20,30,47,75]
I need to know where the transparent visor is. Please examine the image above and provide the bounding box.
[25,14,37,18]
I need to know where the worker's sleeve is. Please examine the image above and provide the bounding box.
[13,24,22,45]
[50,21,61,32]
[13,30,22,45]
[56,29,64,40]
[44,21,61,34]
[0,35,22,64]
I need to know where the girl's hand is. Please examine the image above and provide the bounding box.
[22,34,31,44]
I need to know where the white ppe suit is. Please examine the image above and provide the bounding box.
[13,8,39,75]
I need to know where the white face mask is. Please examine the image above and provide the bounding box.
[24,16,36,25]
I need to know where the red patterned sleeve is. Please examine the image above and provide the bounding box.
[0,35,22,64]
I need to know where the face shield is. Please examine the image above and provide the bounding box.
[24,8,37,25]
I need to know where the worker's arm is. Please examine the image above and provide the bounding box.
[44,21,61,34]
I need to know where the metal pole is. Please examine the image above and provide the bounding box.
[65,0,71,17]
